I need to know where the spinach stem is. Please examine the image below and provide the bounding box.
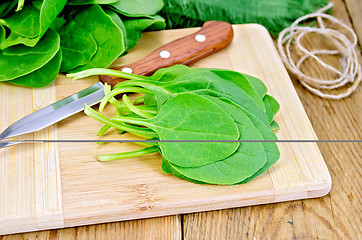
[111,116,151,129]
[67,68,150,81]
[97,124,111,136]
[118,105,157,115]
[122,94,154,119]
[84,104,157,139]
[113,80,161,89]
[98,146,159,162]
[99,87,150,112]
[134,96,144,105]
[104,83,124,109]
[134,141,157,147]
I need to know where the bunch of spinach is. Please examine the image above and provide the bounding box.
[0,0,165,87]
[68,65,281,185]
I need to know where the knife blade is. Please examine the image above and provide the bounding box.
[0,21,233,148]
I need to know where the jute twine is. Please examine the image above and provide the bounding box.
[277,2,361,99]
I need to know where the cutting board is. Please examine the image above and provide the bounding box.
[0,24,331,235]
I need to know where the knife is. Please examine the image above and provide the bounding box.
[0,21,233,148]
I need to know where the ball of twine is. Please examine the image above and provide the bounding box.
[277,2,361,100]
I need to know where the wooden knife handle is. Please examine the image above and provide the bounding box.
[99,21,234,88]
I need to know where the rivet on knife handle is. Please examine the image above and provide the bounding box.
[99,21,234,88]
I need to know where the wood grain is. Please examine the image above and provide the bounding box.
[0,216,181,240]
[344,0,362,48]
[0,83,64,235]
[183,0,362,239]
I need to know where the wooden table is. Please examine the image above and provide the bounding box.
[1,0,361,239]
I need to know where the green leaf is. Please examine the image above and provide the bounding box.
[117,65,270,126]
[0,0,66,47]
[59,19,98,72]
[162,160,206,184]
[0,1,17,18]
[162,96,280,184]
[243,74,281,128]
[210,69,265,110]
[263,96,274,123]
[104,8,128,50]
[69,5,126,72]
[263,94,280,127]
[49,16,67,32]
[264,94,280,116]
[67,0,119,5]
[167,96,267,185]
[123,15,166,50]
[0,28,60,81]
[109,0,164,17]
[244,74,267,99]
[270,120,280,130]
[228,98,280,183]
[3,5,40,38]
[8,49,62,87]
[112,93,240,167]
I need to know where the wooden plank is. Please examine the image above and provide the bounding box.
[183,0,362,239]
[0,216,182,240]
[344,0,362,48]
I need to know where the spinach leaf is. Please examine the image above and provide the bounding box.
[16,0,25,12]
[69,5,126,72]
[263,94,280,126]
[161,160,206,184]
[123,15,166,50]
[49,16,67,32]
[109,0,164,17]
[220,97,280,183]
[105,8,126,31]
[265,94,280,116]
[0,28,60,81]
[264,94,280,130]
[0,25,28,50]
[69,66,281,185]
[104,8,128,50]
[244,74,268,99]
[112,93,240,167]
[243,74,280,127]
[2,5,40,38]
[209,69,265,110]
[67,0,119,5]
[263,96,274,123]
[270,120,280,131]
[59,19,97,72]
[114,65,270,125]
[1,0,66,48]
[0,1,17,18]
[172,96,280,184]
[8,49,62,87]
[166,96,267,184]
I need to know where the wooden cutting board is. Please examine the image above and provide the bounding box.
[0,24,331,235]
